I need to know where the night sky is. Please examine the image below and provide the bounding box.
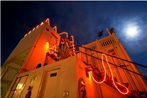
[1,1,147,75]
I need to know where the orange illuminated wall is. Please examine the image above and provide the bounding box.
[80,32,147,94]
[76,54,128,98]
[20,21,60,73]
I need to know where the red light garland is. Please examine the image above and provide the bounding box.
[89,54,129,95]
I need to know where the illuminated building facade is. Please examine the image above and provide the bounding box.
[1,18,147,98]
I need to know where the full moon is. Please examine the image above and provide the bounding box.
[126,26,138,38]
[124,23,140,39]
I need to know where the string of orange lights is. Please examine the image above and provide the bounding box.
[89,54,129,95]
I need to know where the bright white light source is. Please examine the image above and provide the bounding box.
[124,22,140,39]
[126,26,138,38]
[16,83,23,90]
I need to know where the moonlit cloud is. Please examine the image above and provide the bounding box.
[111,13,147,58]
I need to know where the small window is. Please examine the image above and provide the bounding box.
[50,73,57,77]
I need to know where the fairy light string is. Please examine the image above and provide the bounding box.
[89,54,129,95]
